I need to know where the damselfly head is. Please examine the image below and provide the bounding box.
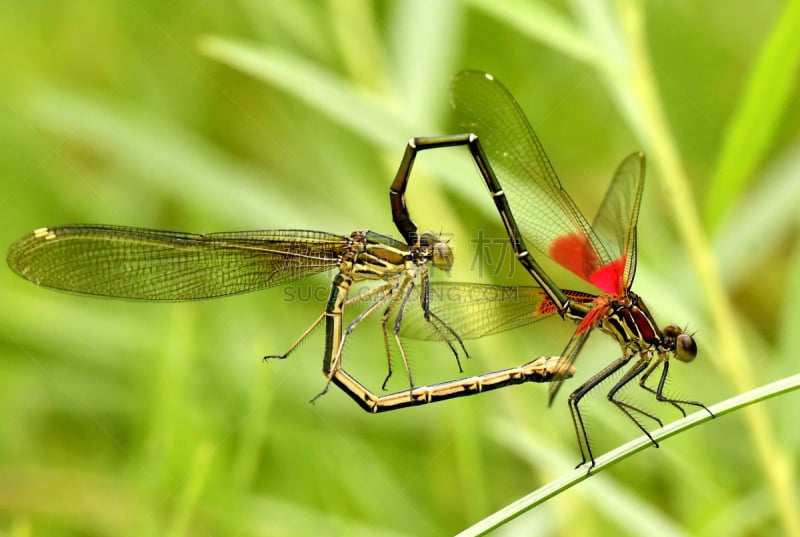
[419,231,453,271]
[663,324,697,362]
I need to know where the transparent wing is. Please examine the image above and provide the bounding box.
[399,282,555,340]
[450,71,642,295]
[591,152,645,292]
[398,282,595,341]
[548,320,595,404]
[7,225,348,300]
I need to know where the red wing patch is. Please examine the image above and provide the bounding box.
[589,257,625,296]
[549,232,624,296]
[535,290,596,317]
[535,294,559,316]
[564,290,598,304]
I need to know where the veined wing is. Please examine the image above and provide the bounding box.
[548,319,595,405]
[450,71,637,296]
[398,282,595,341]
[591,152,645,293]
[7,225,348,300]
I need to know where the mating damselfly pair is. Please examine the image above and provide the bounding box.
[7,71,710,468]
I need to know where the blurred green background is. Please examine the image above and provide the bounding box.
[2,1,799,536]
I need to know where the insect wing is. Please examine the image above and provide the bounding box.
[589,152,646,295]
[450,71,629,295]
[397,282,596,341]
[397,283,559,341]
[548,321,594,405]
[7,225,347,300]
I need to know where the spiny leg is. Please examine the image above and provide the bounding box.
[385,271,472,387]
[567,351,636,468]
[343,281,399,389]
[638,357,685,415]
[403,267,469,373]
[386,260,471,380]
[379,273,414,389]
[424,310,469,366]
[311,280,397,403]
[639,356,715,417]
[606,354,664,445]
[418,267,470,363]
[379,275,471,390]
[264,280,396,361]
[391,277,419,392]
[263,311,326,361]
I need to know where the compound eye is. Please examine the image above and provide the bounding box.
[432,241,454,271]
[675,333,697,362]
[419,231,453,271]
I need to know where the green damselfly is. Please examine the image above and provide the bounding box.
[7,223,573,410]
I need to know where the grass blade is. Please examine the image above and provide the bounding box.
[706,0,800,228]
[457,373,800,536]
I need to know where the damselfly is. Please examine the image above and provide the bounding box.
[7,224,573,410]
[389,70,712,468]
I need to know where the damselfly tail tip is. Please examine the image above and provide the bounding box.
[538,356,576,380]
